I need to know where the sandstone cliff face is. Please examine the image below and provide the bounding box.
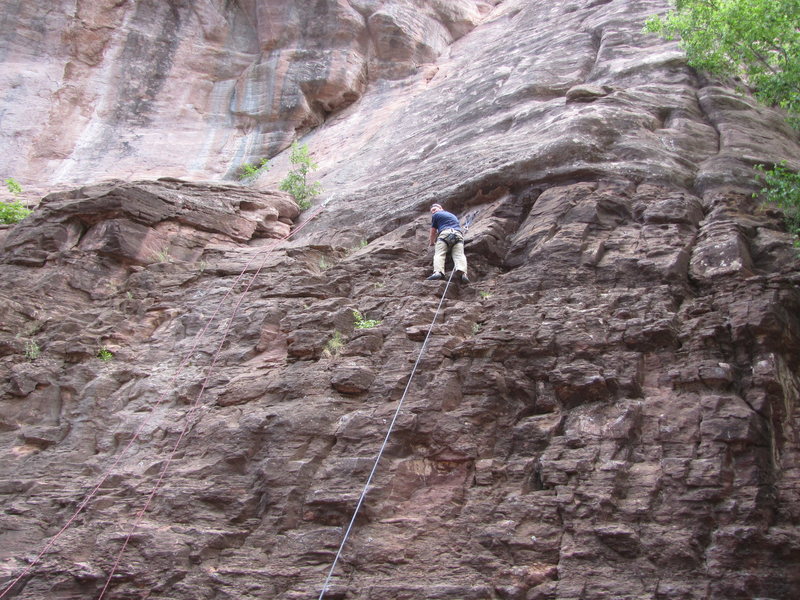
[2,1,800,600]
[0,0,495,196]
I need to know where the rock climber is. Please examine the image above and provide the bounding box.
[426,203,469,283]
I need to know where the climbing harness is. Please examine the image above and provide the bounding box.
[0,199,332,600]
[439,207,478,247]
[440,230,463,247]
[318,269,457,600]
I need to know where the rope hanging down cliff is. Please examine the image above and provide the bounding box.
[318,268,457,600]
[0,198,334,600]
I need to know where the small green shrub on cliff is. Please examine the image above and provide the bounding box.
[24,340,40,361]
[353,310,381,329]
[151,247,172,263]
[323,331,345,358]
[238,157,270,181]
[5,177,22,196]
[0,200,31,224]
[645,0,800,127]
[279,142,322,210]
[756,163,800,240]
[2,177,31,224]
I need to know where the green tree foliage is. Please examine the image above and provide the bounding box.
[645,0,800,124]
[0,201,31,224]
[1,177,31,224]
[279,142,323,210]
[756,163,800,240]
[647,2,800,244]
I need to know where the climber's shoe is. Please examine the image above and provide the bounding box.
[457,271,470,284]
[426,272,445,280]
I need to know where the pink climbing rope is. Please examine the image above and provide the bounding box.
[0,201,329,600]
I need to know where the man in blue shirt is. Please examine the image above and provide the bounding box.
[427,203,469,283]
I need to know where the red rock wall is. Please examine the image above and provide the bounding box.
[1,1,799,599]
[0,0,494,198]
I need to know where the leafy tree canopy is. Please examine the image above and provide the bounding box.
[646,0,800,125]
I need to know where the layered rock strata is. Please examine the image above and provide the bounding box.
[1,0,800,599]
[1,173,799,599]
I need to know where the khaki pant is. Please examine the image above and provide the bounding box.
[433,229,467,275]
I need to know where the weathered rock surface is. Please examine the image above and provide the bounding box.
[0,0,495,198]
[1,1,800,600]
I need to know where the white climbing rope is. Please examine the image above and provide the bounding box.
[317,269,457,600]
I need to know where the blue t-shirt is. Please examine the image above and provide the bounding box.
[431,210,461,233]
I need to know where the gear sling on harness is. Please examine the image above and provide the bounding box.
[441,231,462,247]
